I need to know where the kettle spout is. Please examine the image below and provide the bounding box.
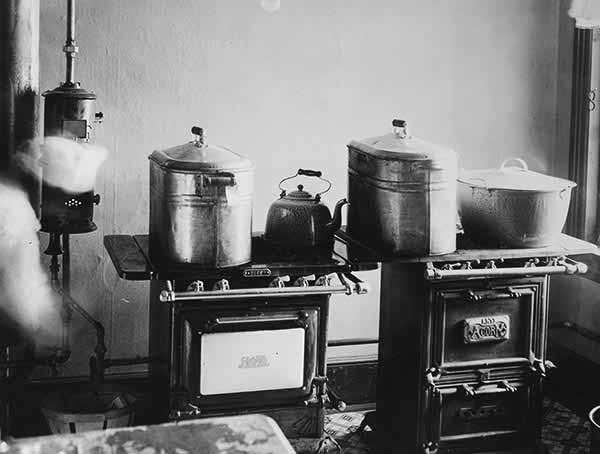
[326,198,349,234]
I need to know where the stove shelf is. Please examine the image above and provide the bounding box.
[336,227,598,264]
[104,233,379,281]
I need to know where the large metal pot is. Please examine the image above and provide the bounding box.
[149,126,253,267]
[347,119,458,256]
[458,158,576,248]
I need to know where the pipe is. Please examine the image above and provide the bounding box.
[60,234,73,352]
[64,0,76,85]
[328,338,378,347]
[0,0,41,214]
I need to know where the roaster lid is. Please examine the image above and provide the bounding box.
[348,119,455,162]
[458,158,576,192]
[149,126,253,171]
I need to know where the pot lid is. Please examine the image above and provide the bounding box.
[284,184,315,200]
[149,126,253,171]
[348,119,455,162]
[458,158,576,192]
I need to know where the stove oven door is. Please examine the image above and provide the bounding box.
[178,307,319,409]
[428,279,545,383]
[422,378,542,453]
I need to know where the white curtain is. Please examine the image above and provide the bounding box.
[570,0,600,28]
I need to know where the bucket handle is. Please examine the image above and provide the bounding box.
[500,158,529,172]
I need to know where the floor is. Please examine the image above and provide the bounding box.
[290,400,593,454]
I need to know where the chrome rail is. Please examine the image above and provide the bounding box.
[159,272,369,303]
[424,257,588,281]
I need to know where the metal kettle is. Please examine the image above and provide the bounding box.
[264,169,348,250]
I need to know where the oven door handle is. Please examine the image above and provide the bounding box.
[440,380,519,397]
[159,272,368,303]
[212,313,306,325]
[424,257,588,280]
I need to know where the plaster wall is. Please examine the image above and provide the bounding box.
[37,0,561,376]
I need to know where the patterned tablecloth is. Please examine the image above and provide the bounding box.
[3,414,296,454]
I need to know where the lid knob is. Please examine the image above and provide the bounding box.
[297,184,304,191]
[392,119,409,139]
[191,126,205,147]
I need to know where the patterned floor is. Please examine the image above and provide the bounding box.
[290,400,592,454]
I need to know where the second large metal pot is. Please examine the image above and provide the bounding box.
[458,158,576,248]
[149,127,253,267]
[347,119,458,256]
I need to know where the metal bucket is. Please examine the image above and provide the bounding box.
[590,405,600,454]
[148,127,254,268]
[347,120,457,256]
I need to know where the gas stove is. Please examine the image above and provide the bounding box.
[104,232,376,438]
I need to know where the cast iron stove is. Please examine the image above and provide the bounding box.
[104,233,376,438]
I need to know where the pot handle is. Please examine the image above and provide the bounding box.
[500,158,529,171]
[205,173,236,186]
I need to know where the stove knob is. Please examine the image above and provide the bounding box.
[269,276,290,288]
[213,279,230,291]
[186,280,204,292]
[293,274,316,287]
[315,275,333,286]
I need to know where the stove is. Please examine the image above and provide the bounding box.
[104,233,376,438]
[335,228,597,454]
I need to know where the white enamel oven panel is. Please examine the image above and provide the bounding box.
[200,328,305,395]
[179,306,320,406]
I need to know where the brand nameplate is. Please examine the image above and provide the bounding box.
[243,266,272,277]
[463,315,510,344]
[458,404,507,421]
[238,354,271,369]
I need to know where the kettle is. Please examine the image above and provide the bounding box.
[264,169,348,251]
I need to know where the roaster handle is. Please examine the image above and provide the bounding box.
[500,157,529,171]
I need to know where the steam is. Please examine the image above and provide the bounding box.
[1,136,108,343]
[17,136,108,193]
[0,177,55,340]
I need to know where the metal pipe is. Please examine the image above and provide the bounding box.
[0,353,66,370]
[160,285,351,303]
[58,289,108,381]
[64,0,76,85]
[101,357,150,367]
[0,0,41,213]
[327,338,379,347]
[62,233,70,293]
[424,260,588,281]
[60,234,73,353]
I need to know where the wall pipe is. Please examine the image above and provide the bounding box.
[0,0,41,213]
[64,0,76,85]
[0,0,40,437]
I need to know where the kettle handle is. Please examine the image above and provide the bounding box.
[278,169,332,199]
[298,169,322,177]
